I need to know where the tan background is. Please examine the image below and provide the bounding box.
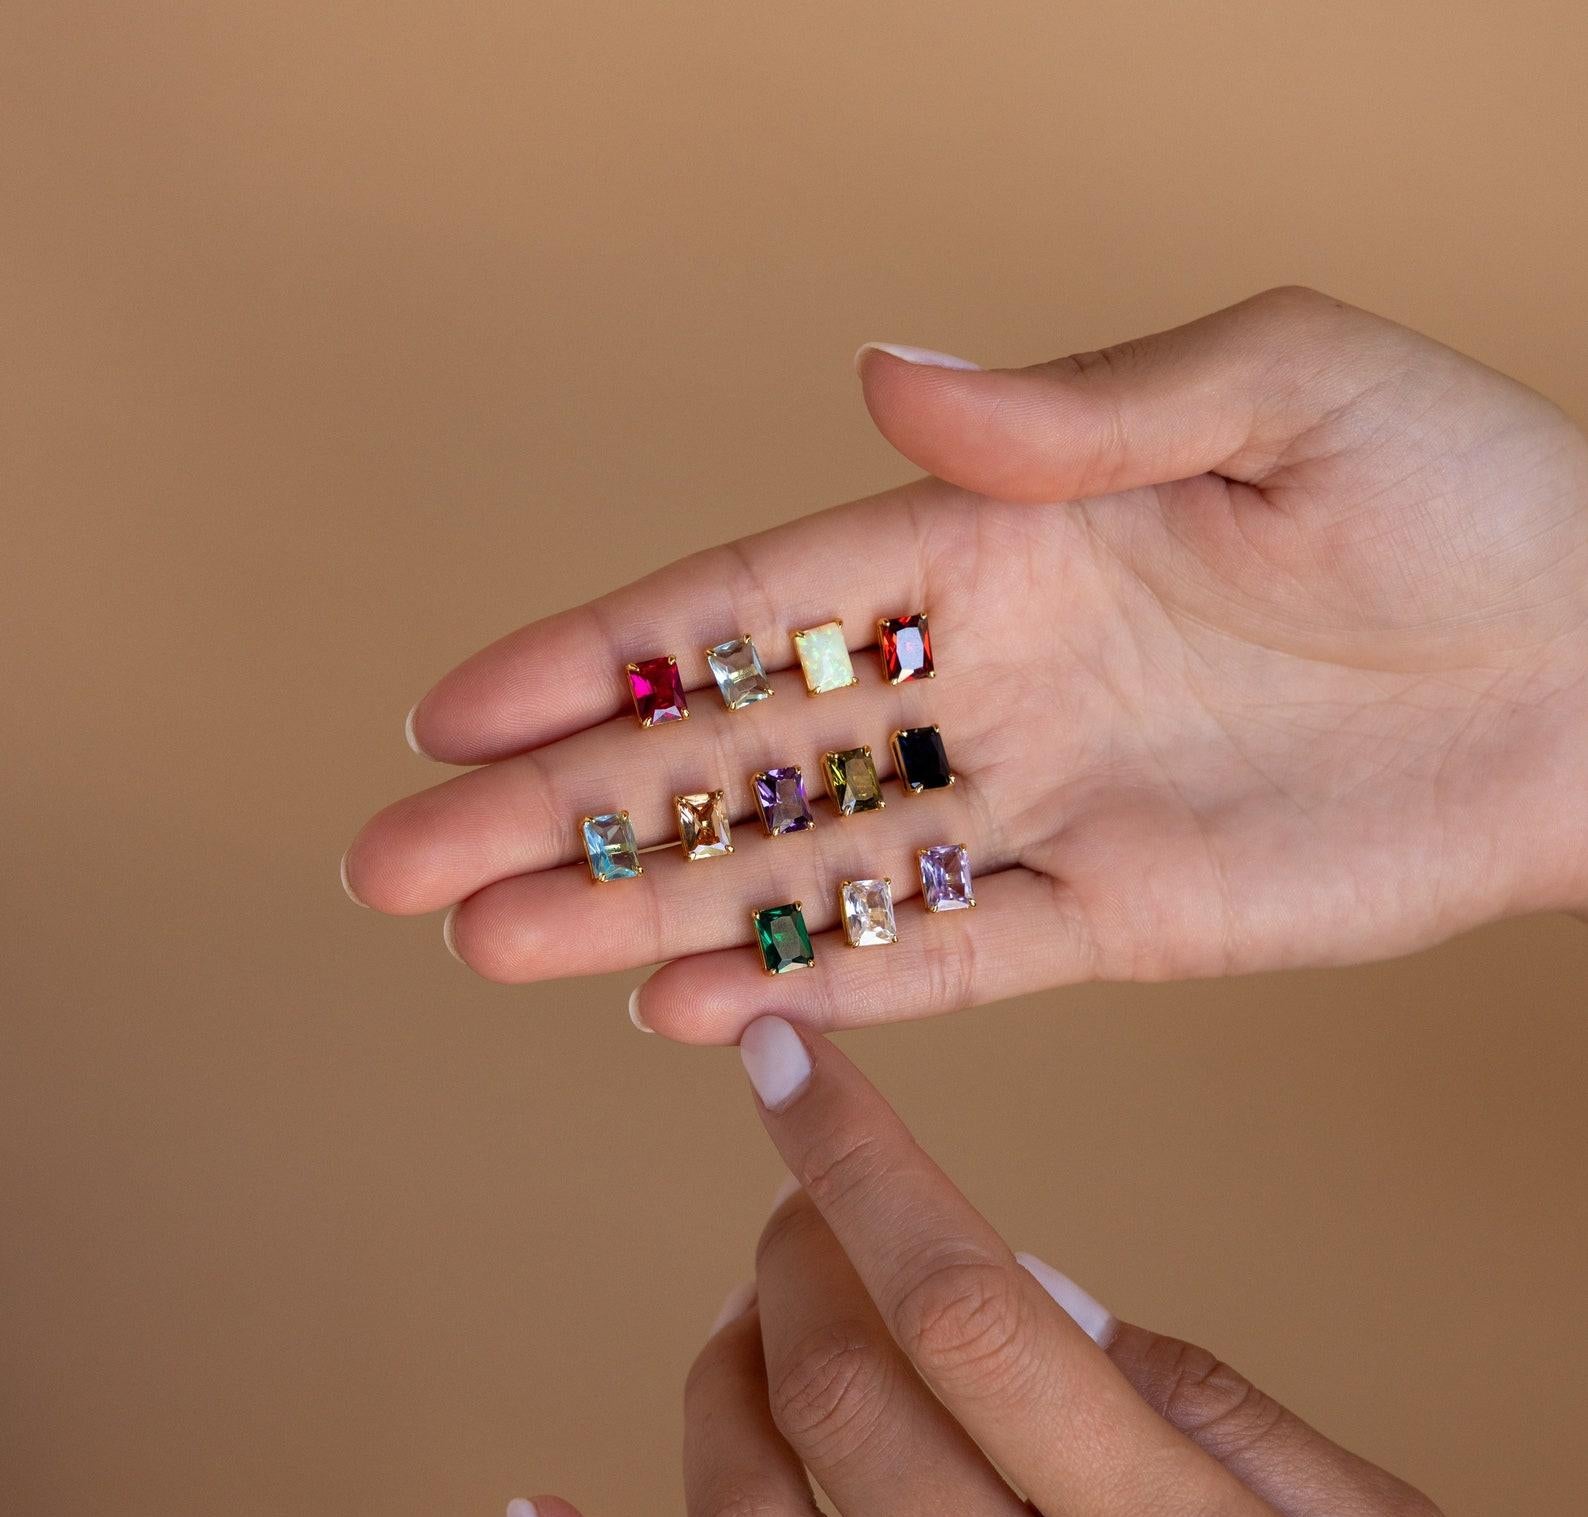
[4,3,1587,1513]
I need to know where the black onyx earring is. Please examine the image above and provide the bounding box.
[890,725,955,793]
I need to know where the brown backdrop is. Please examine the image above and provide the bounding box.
[4,3,1586,1513]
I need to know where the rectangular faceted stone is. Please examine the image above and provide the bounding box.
[792,620,856,695]
[754,902,815,974]
[878,613,934,684]
[840,877,897,947]
[822,746,884,816]
[705,634,774,710]
[582,812,643,882]
[891,725,954,792]
[919,843,975,911]
[753,766,814,836]
[676,790,733,860]
[627,655,689,727]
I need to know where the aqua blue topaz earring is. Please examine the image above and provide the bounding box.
[581,812,643,882]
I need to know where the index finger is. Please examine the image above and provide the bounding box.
[407,479,948,765]
[736,1017,1271,1517]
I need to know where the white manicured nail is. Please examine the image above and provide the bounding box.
[442,906,462,962]
[1016,1252,1116,1347]
[339,852,367,908]
[710,1279,757,1335]
[739,1017,812,1111]
[627,982,653,1033]
[404,704,432,758]
[854,341,981,373]
[505,1500,539,1517]
[770,1173,801,1211]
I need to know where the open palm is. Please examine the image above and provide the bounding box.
[344,288,1588,1040]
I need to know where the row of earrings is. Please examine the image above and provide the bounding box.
[580,727,957,882]
[626,612,934,727]
[753,844,976,975]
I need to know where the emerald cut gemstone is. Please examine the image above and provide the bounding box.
[676,790,733,861]
[626,655,689,727]
[878,613,934,684]
[792,620,856,694]
[840,878,897,947]
[753,767,814,837]
[891,725,954,793]
[822,746,884,816]
[753,903,815,974]
[919,843,975,911]
[705,634,774,710]
[581,812,642,882]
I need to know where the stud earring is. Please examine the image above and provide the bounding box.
[581,812,644,882]
[890,725,955,793]
[752,766,815,836]
[752,902,816,974]
[675,790,733,860]
[839,877,897,946]
[704,634,774,710]
[821,746,885,816]
[791,620,857,695]
[626,655,689,727]
[878,613,933,684]
[918,843,975,910]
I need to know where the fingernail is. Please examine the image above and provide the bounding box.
[505,1501,540,1517]
[1016,1252,1117,1347]
[739,1016,813,1111]
[339,852,367,908]
[442,905,463,962]
[710,1279,757,1335]
[627,981,654,1034]
[404,704,432,759]
[854,341,981,373]
[770,1173,801,1211]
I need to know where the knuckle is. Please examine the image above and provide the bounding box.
[767,1322,889,1463]
[918,917,977,1009]
[1247,283,1349,332]
[1150,1338,1284,1459]
[1253,282,1332,313]
[889,1253,1027,1391]
[791,1123,888,1213]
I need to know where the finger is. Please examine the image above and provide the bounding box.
[857,286,1411,503]
[1102,1318,1441,1517]
[630,867,1092,1044]
[445,778,1001,985]
[737,1022,1268,1516]
[683,1286,819,1517]
[407,479,952,766]
[506,1500,586,1517]
[347,643,969,916]
[754,1186,1025,1516]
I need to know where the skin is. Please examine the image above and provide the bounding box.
[518,1020,1443,1516]
[343,287,1588,1040]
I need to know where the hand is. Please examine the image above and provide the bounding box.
[510,1017,1444,1517]
[343,287,1588,1040]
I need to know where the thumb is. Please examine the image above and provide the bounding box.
[856,285,1385,503]
[1008,1252,1443,1517]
